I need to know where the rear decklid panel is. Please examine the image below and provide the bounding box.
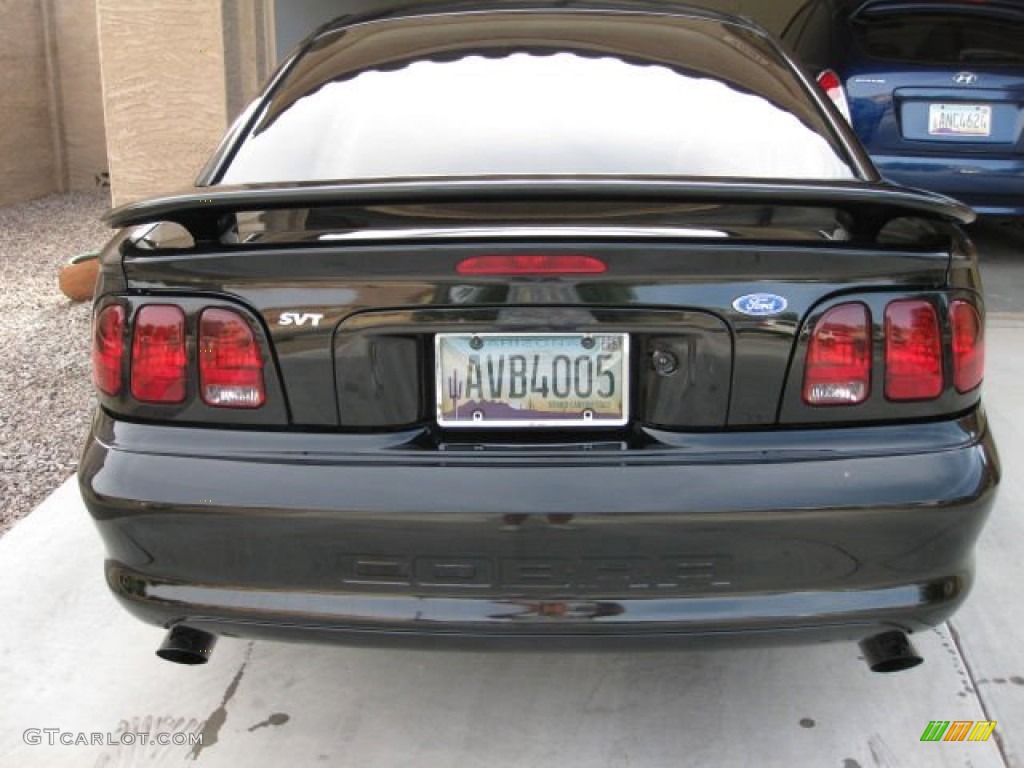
[107,180,973,433]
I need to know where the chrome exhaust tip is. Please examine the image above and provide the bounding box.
[156,625,217,665]
[859,630,923,673]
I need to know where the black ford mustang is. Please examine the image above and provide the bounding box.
[80,1,999,671]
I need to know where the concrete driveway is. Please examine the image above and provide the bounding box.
[0,228,1021,768]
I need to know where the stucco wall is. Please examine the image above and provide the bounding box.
[52,0,109,192]
[0,0,58,205]
[0,0,108,204]
[97,1,231,205]
[96,1,275,205]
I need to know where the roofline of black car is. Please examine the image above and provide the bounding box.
[194,5,773,190]
[105,178,976,241]
[193,2,879,190]
[310,1,769,41]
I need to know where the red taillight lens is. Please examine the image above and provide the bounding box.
[884,300,943,401]
[817,69,851,122]
[199,308,265,408]
[803,303,872,405]
[456,255,607,275]
[92,305,125,396]
[131,305,187,403]
[951,300,984,393]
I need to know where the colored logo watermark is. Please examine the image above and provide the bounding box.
[921,721,997,742]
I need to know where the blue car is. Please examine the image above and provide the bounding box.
[783,0,1024,219]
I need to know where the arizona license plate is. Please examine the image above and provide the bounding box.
[928,103,992,137]
[435,333,629,427]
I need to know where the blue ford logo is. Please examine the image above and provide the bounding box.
[732,293,788,316]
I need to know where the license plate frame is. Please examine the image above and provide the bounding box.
[435,332,630,428]
[928,103,992,137]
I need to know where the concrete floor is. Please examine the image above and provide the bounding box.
[0,227,1021,768]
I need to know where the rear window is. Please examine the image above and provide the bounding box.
[853,13,1024,65]
[220,12,856,185]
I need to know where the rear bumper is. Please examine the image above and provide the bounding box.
[872,153,1024,217]
[80,409,1000,650]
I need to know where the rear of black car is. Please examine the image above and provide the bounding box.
[80,5,999,663]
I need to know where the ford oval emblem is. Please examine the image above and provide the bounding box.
[732,293,788,316]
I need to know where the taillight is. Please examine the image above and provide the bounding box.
[951,300,984,393]
[803,303,872,405]
[92,305,125,396]
[884,300,942,401]
[456,255,607,275]
[131,305,187,404]
[199,308,265,408]
[817,70,851,122]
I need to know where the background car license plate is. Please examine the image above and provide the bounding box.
[928,104,992,137]
[436,333,629,427]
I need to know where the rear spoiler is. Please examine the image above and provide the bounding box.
[851,1,1024,22]
[105,178,976,242]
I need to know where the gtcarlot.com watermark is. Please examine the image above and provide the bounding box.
[24,728,202,748]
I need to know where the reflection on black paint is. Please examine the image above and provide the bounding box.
[222,13,854,184]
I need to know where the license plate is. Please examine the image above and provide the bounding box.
[928,103,992,137]
[435,333,629,427]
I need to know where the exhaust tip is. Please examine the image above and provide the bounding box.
[859,630,923,673]
[157,625,217,665]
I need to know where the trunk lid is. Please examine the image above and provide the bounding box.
[109,179,969,432]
